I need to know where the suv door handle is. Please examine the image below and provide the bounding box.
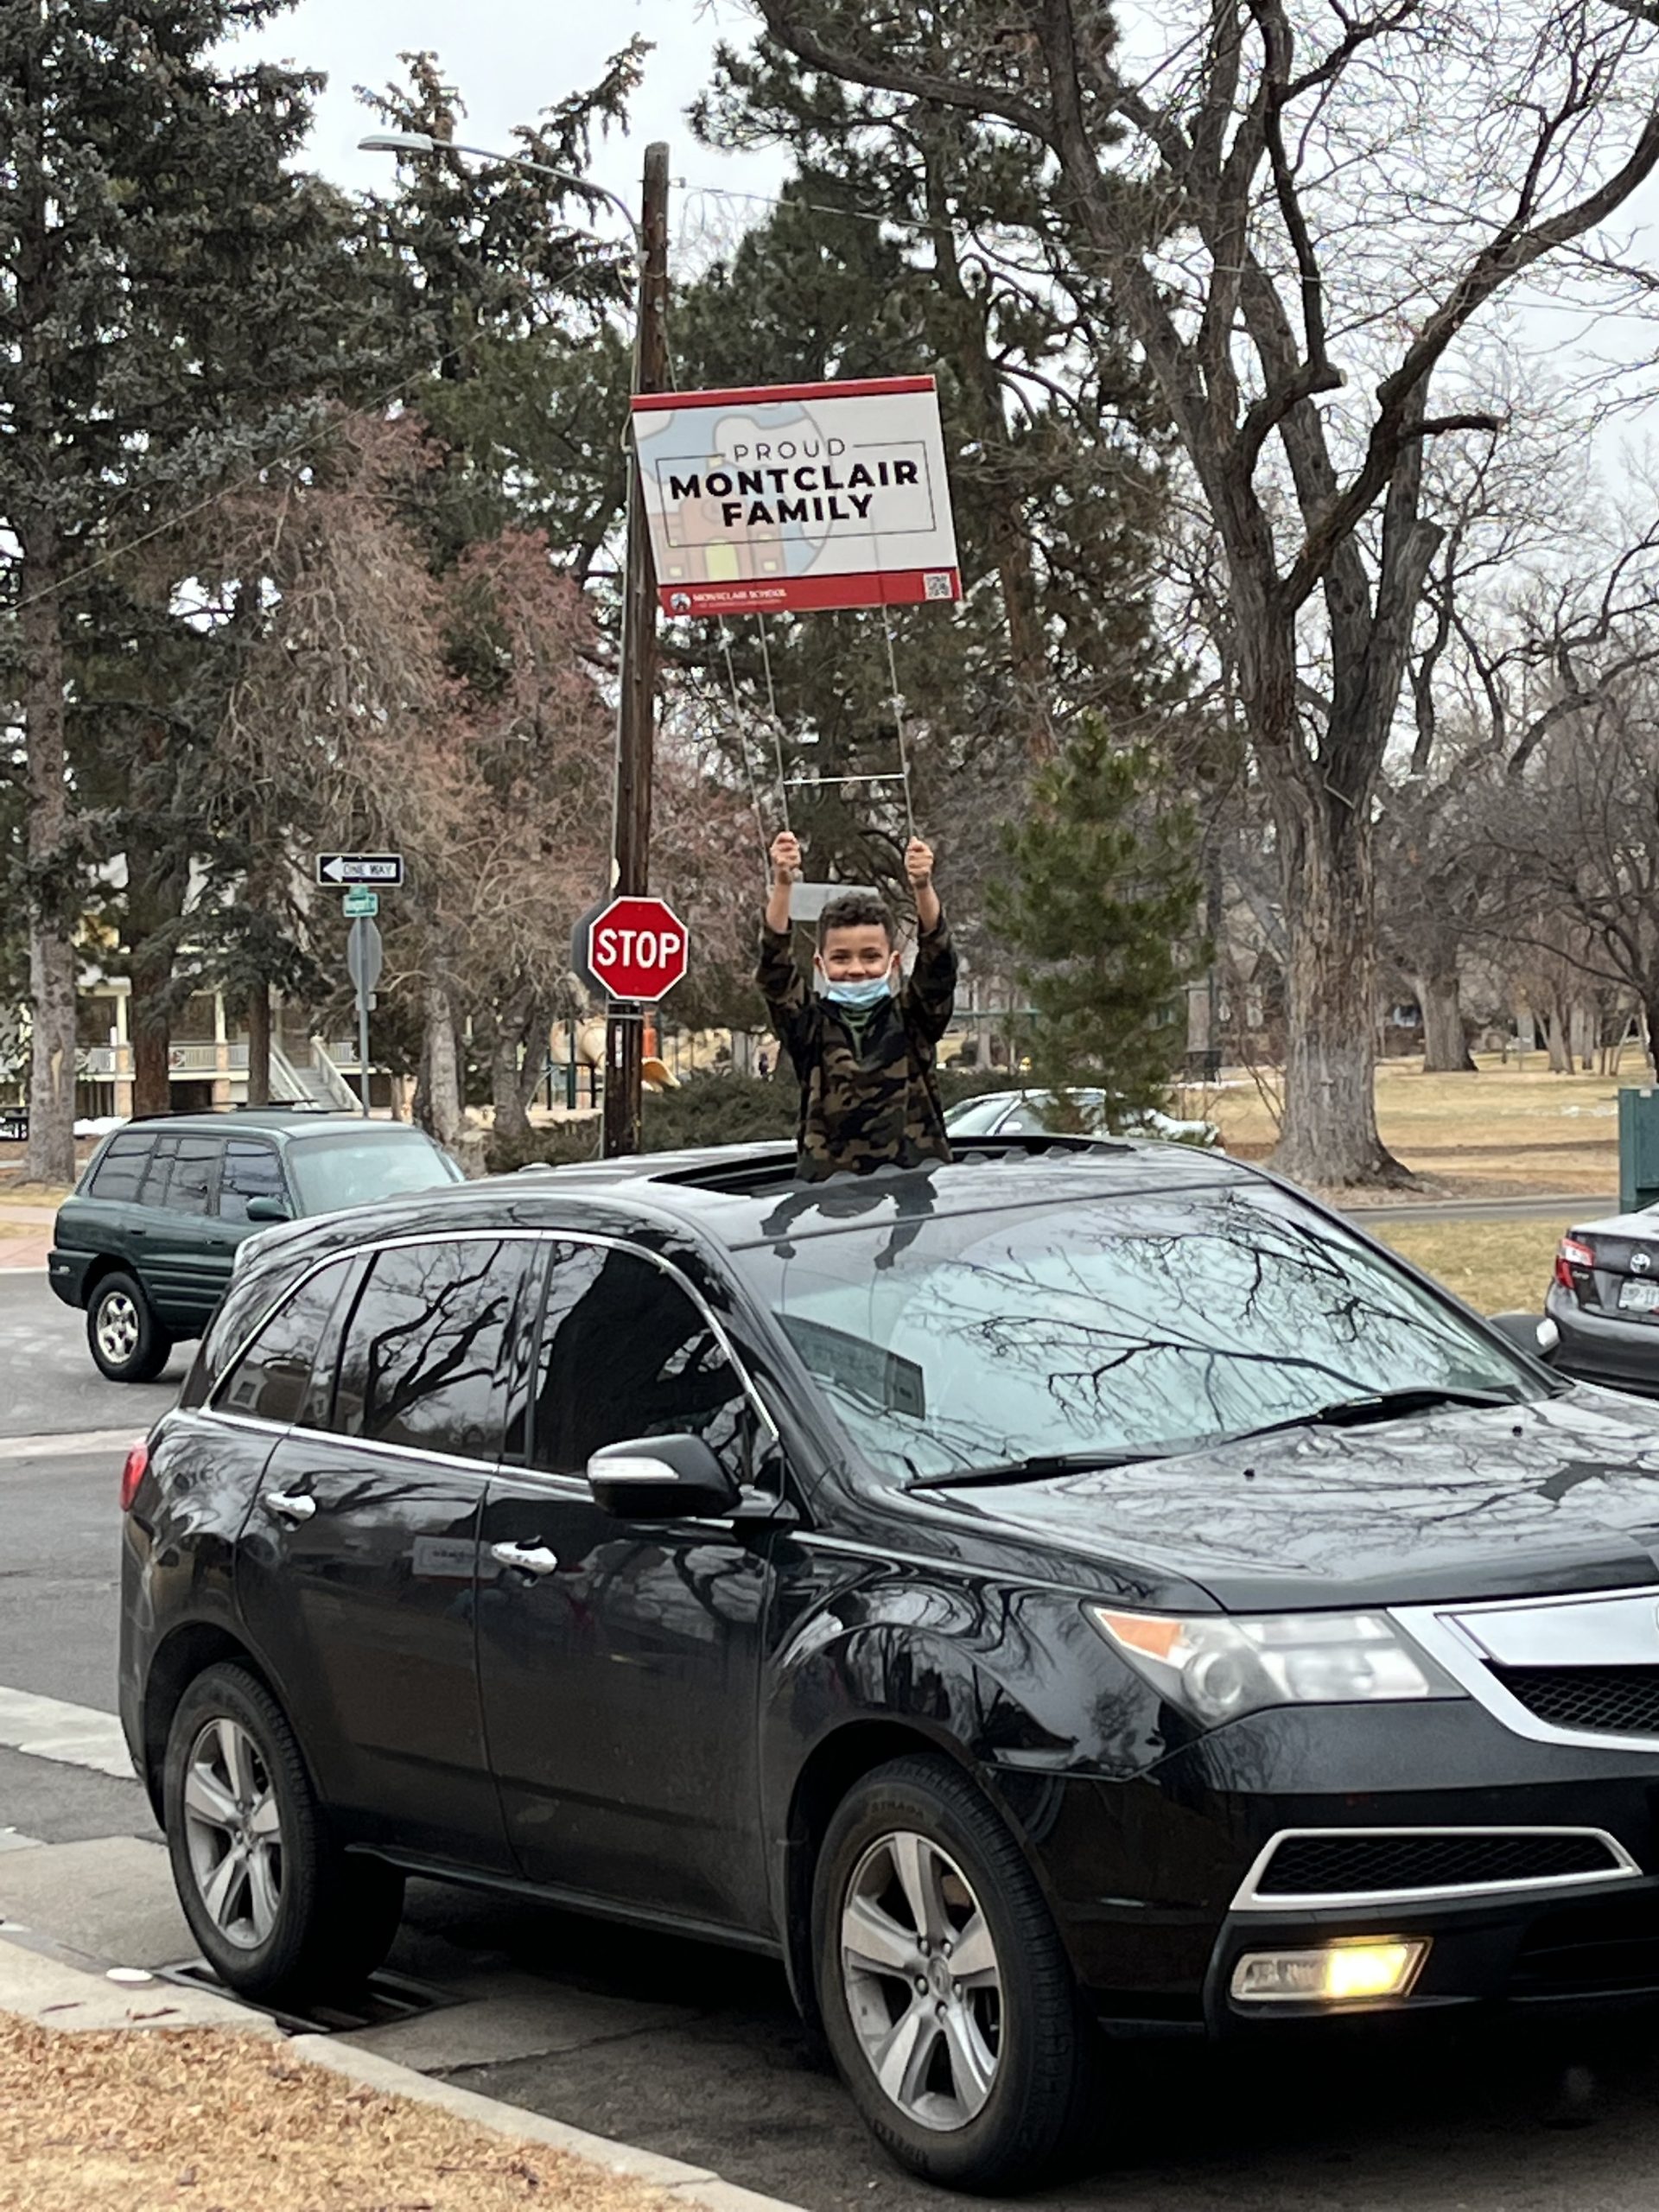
[264,1489,317,1524]
[491,1541,558,1576]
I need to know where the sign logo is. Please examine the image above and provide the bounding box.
[1634,1250,1652,1274]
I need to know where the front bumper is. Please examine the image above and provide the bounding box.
[996,1696,1659,2032]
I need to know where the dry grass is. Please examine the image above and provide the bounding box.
[1183,1055,1628,1195]
[1374,1219,1567,1316]
[0,2013,673,2212]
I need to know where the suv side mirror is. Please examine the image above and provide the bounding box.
[245,1196,292,1224]
[587,1433,741,1520]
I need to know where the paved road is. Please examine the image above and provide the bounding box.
[0,1271,185,1438]
[10,1276,1659,2209]
[1347,1191,1620,1226]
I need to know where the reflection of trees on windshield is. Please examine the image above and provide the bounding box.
[748,1189,1530,1479]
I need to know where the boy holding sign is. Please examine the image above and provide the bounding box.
[759,832,957,1181]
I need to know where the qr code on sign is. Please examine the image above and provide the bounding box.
[923,570,954,601]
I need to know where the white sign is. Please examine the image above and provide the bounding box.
[631,376,962,619]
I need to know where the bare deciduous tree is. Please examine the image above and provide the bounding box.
[745,0,1659,1181]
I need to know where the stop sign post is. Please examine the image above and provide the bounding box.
[587,896,689,1004]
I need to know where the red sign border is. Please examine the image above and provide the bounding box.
[586,894,690,1005]
[631,375,936,416]
[657,566,962,618]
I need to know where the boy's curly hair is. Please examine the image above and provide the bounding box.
[817,890,893,947]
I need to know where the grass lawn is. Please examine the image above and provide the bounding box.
[1185,1053,1631,1198]
[1374,1219,1565,1316]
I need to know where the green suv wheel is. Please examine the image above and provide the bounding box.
[87,1269,172,1383]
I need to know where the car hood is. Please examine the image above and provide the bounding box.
[912,1389,1659,1611]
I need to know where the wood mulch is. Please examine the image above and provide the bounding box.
[0,2012,676,2212]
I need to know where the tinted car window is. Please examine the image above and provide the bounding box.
[334,1238,535,1460]
[87,1134,153,1200]
[218,1141,287,1224]
[944,1096,1009,1137]
[216,1259,357,1426]
[168,1135,221,1217]
[286,1131,459,1216]
[738,1185,1541,1482]
[531,1244,751,1477]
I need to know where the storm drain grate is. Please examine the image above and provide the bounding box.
[156,1961,461,2037]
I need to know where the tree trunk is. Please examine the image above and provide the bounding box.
[245,982,271,1107]
[21,520,77,1186]
[1270,807,1407,1187]
[493,1029,531,1145]
[1418,969,1475,1074]
[1546,1007,1572,1075]
[127,842,188,1121]
[423,978,464,1146]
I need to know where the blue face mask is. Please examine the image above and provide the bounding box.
[823,975,893,1010]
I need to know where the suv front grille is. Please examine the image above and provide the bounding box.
[1496,1665,1659,1738]
[1254,1829,1625,1900]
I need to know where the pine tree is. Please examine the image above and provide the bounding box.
[0,0,379,1167]
[988,725,1203,1124]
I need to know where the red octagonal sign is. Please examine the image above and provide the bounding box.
[587,895,690,1003]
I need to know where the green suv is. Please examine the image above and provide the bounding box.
[49,1110,461,1382]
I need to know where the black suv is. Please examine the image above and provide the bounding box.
[120,1139,1659,2190]
[52,1110,459,1382]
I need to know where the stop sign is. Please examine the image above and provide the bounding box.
[587,895,690,1003]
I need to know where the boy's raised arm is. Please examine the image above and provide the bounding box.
[759,830,810,1059]
[902,836,957,1042]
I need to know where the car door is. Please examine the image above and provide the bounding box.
[235,1233,541,1870]
[477,1237,779,1935]
[138,1134,230,1333]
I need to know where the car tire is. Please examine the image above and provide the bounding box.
[163,1662,404,2004]
[812,1755,1096,2191]
[87,1270,172,1383]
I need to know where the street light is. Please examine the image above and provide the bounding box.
[356,131,643,254]
[358,130,671,1160]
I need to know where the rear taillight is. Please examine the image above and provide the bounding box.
[120,1441,149,1512]
[1555,1235,1596,1291]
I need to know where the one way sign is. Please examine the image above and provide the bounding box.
[317,853,404,888]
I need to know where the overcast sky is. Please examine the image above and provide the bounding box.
[225,0,785,225]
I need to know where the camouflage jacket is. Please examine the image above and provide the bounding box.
[757,916,958,1181]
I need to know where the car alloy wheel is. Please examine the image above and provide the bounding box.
[180,1715,284,1949]
[94,1289,141,1368]
[840,1828,1003,2131]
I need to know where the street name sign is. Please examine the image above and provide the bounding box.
[317,853,404,888]
[342,887,379,919]
[587,896,689,1003]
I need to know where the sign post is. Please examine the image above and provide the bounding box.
[346,917,384,1119]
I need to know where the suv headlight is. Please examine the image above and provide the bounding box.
[1088,1606,1459,1726]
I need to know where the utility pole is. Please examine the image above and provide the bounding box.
[602,141,670,1159]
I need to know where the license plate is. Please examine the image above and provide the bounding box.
[1618,1279,1659,1314]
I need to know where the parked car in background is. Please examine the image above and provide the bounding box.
[944,1085,1222,1148]
[50,1109,461,1382]
[119,1135,1659,2190]
[1547,1203,1659,1397]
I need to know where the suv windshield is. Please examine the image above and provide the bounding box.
[287,1130,459,1215]
[737,1185,1543,1482]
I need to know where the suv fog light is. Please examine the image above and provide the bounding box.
[1230,1938,1430,2005]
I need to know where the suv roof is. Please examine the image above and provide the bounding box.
[239,1135,1256,1271]
[113,1111,424,1146]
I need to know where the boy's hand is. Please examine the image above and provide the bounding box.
[770,830,802,884]
[904,837,935,890]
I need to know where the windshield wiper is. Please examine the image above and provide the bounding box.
[1219,1384,1519,1448]
[906,1450,1160,1492]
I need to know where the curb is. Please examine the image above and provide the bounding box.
[0,1932,807,2212]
